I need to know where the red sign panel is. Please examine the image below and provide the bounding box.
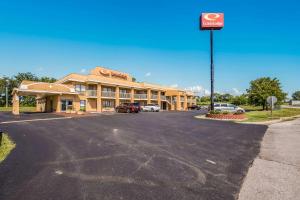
[200,13,224,30]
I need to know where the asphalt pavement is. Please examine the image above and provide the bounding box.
[0,111,267,200]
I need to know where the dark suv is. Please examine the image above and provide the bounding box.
[115,103,141,113]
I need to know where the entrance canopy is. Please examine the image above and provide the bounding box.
[12,81,78,115]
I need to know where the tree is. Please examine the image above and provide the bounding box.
[231,94,248,105]
[292,91,300,100]
[247,77,286,110]
[39,76,57,83]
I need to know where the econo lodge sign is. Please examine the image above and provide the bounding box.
[200,13,224,30]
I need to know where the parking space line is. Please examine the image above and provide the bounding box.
[0,117,73,124]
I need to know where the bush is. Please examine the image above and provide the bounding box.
[209,110,230,115]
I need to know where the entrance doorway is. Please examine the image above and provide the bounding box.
[61,99,73,111]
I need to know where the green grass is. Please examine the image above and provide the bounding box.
[0,133,16,163]
[240,105,263,112]
[244,108,300,122]
[0,106,36,112]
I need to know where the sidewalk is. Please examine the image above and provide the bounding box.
[238,118,300,200]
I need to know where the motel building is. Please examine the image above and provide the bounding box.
[11,67,196,115]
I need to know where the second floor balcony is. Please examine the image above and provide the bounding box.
[161,95,167,101]
[134,94,147,99]
[102,91,116,98]
[86,90,97,97]
[119,92,131,99]
[151,94,158,100]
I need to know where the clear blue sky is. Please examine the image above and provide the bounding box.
[0,0,299,96]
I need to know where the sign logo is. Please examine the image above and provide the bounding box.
[200,13,224,30]
[99,69,110,76]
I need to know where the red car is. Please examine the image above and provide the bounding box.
[115,103,141,113]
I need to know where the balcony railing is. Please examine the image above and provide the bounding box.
[102,91,116,98]
[119,93,131,99]
[161,95,167,101]
[86,90,97,97]
[151,94,158,99]
[134,94,147,99]
[180,97,185,102]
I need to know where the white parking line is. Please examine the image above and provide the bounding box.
[0,117,72,124]
[206,159,217,165]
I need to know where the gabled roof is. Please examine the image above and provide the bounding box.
[13,80,77,95]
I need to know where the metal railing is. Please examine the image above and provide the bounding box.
[86,90,97,97]
[119,93,131,99]
[102,91,116,98]
[151,94,158,99]
[161,95,167,100]
[180,97,185,102]
[134,94,147,99]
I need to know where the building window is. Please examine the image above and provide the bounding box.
[80,100,86,111]
[102,100,115,108]
[75,84,86,92]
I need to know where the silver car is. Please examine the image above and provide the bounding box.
[214,103,245,113]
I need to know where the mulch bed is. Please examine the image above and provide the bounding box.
[206,113,246,120]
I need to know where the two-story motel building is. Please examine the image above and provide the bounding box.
[11,67,196,115]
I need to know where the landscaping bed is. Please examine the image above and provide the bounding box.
[206,113,246,120]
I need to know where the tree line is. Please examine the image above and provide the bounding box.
[0,72,56,107]
[198,77,299,110]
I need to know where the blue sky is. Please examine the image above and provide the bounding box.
[0,0,299,96]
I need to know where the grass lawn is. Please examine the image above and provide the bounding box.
[0,133,16,163]
[0,106,36,112]
[240,105,263,112]
[244,108,300,122]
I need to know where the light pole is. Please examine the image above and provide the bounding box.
[5,79,9,108]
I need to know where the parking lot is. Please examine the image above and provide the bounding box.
[0,111,267,200]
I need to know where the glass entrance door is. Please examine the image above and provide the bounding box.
[61,100,73,111]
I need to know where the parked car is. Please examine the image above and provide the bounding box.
[188,105,201,110]
[212,103,245,113]
[141,104,160,112]
[115,103,141,113]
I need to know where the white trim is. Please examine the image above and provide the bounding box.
[17,89,77,95]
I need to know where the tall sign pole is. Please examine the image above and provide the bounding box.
[200,13,224,111]
[210,30,214,110]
